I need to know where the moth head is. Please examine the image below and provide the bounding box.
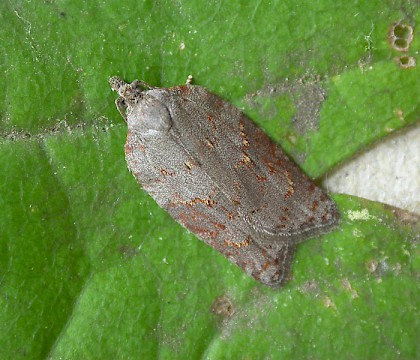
[128,94,173,137]
[109,77,172,137]
[109,76,142,107]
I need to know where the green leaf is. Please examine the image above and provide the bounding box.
[1,1,418,359]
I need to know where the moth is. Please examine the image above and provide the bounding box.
[109,76,340,287]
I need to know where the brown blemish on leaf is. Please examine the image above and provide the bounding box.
[383,204,420,230]
[341,278,359,299]
[322,296,337,310]
[395,108,404,121]
[244,74,327,137]
[395,55,416,69]
[387,22,414,52]
[119,244,138,258]
[366,259,379,273]
[211,295,235,317]
[392,262,402,275]
[299,280,319,293]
